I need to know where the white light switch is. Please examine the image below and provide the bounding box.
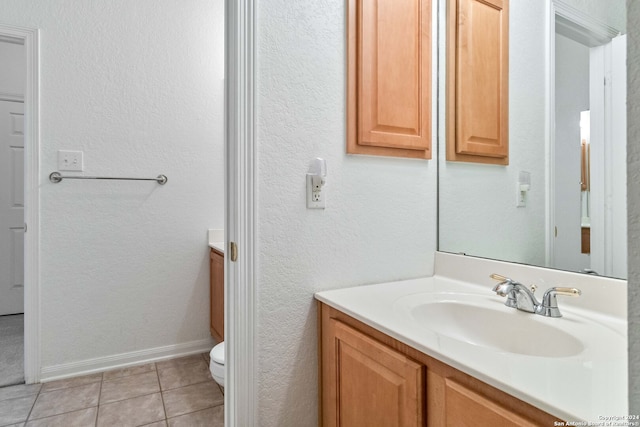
[58,150,84,171]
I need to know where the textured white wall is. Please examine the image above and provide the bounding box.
[438,1,547,267]
[0,1,224,370]
[255,1,438,425]
[627,0,639,414]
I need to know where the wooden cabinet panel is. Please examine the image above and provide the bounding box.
[318,302,560,427]
[347,0,432,159]
[581,227,590,254]
[447,0,509,164]
[322,317,424,427]
[210,248,224,342]
[443,379,538,426]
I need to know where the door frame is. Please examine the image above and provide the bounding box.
[224,1,257,425]
[0,24,40,384]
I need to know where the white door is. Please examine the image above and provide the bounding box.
[608,34,627,279]
[553,33,591,272]
[0,100,24,315]
[589,34,627,278]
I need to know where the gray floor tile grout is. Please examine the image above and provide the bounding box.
[165,404,224,423]
[23,381,43,424]
[38,378,103,395]
[95,374,104,426]
[157,368,169,423]
[99,390,164,407]
[25,405,100,425]
[159,378,215,393]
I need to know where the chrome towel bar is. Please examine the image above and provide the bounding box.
[49,172,167,185]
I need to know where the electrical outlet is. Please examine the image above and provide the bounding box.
[306,174,326,209]
[58,150,84,171]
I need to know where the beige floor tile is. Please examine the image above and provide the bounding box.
[100,371,160,404]
[103,363,156,381]
[156,355,203,371]
[158,360,211,391]
[2,423,25,427]
[167,405,224,427]
[29,382,100,420]
[25,407,97,427]
[0,394,37,426]
[201,352,210,364]
[96,393,165,427]
[40,373,102,393]
[0,384,41,402]
[162,381,223,419]
[141,421,167,427]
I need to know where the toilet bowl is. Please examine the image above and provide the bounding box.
[209,341,225,388]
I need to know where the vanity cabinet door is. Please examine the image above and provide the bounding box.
[438,378,539,427]
[321,317,425,427]
[447,0,509,164]
[210,248,224,342]
[347,0,433,159]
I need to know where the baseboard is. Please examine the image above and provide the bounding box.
[40,338,215,382]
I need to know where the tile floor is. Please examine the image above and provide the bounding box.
[0,352,223,427]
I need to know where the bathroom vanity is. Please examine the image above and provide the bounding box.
[209,230,225,342]
[315,252,627,426]
[318,303,557,426]
[210,247,224,342]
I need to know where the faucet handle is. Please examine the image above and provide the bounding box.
[489,274,514,292]
[550,287,581,297]
[490,273,511,282]
[537,287,581,318]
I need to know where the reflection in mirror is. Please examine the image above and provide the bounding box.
[438,0,627,279]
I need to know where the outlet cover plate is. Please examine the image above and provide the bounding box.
[58,150,84,171]
[306,174,326,209]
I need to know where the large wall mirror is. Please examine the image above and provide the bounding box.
[438,0,627,279]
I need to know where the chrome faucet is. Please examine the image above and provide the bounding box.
[490,274,581,318]
[490,274,539,313]
[537,286,582,317]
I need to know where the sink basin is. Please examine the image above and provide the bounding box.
[399,295,585,358]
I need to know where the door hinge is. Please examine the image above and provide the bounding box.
[230,241,238,262]
[24,223,27,233]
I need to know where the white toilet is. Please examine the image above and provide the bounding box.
[209,341,225,388]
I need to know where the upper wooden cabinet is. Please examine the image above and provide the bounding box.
[347,0,432,159]
[447,0,509,165]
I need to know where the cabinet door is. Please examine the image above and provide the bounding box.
[322,318,424,427]
[443,379,538,427]
[447,0,509,164]
[347,0,432,159]
[210,249,224,341]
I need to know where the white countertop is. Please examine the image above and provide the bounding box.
[208,229,224,254]
[209,241,225,253]
[314,252,628,423]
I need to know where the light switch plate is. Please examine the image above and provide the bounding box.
[58,150,84,171]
